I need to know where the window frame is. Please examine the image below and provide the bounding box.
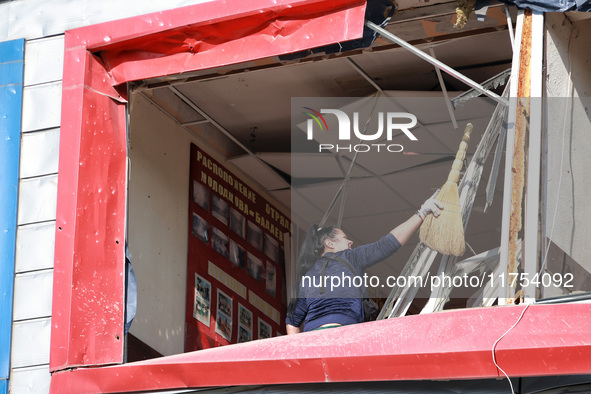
[50,0,367,372]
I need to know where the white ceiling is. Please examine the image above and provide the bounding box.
[136,4,513,299]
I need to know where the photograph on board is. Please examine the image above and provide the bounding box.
[216,312,232,341]
[247,221,263,251]
[265,261,276,298]
[212,194,229,225]
[215,289,233,341]
[230,208,246,238]
[238,325,252,343]
[247,253,263,282]
[192,212,209,243]
[217,289,232,316]
[193,273,211,327]
[264,233,279,263]
[229,240,246,269]
[238,303,253,331]
[193,180,210,212]
[212,226,229,258]
[258,319,271,339]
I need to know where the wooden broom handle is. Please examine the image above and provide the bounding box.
[447,123,473,184]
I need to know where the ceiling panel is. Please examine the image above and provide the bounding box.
[138,15,512,261]
[227,155,290,191]
[424,115,494,153]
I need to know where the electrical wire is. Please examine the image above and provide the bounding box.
[491,303,531,394]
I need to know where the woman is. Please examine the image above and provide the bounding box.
[286,192,442,334]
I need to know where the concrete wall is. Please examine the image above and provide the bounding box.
[544,14,591,293]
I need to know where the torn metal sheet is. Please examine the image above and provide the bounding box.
[52,47,127,371]
[279,0,395,59]
[94,0,367,85]
[424,247,501,312]
[505,0,591,11]
[451,69,511,109]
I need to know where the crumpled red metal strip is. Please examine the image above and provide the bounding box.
[52,46,127,371]
[50,304,591,393]
[95,0,366,84]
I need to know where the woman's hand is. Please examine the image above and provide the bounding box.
[417,190,443,220]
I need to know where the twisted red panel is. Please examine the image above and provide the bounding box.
[50,304,591,393]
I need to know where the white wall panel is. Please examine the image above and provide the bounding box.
[544,15,591,272]
[13,270,53,321]
[19,128,60,178]
[128,94,191,356]
[16,221,56,273]
[0,12,7,40]
[24,35,65,86]
[11,318,51,368]
[10,365,51,394]
[22,82,62,133]
[17,175,58,225]
[0,0,211,41]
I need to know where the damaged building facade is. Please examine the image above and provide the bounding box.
[0,0,590,393]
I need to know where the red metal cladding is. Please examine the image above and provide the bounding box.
[50,304,591,393]
[68,0,366,51]
[69,0,366,85]
[98,0,366,84]
[51,0,366,373]
[52,44,127,371]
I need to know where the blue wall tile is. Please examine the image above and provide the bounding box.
[0,38,24,385]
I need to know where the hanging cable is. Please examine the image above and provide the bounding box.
[491,303,530,394]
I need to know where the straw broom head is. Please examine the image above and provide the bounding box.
[419,123,473,256]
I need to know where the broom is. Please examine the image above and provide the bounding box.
[419,123,473,256]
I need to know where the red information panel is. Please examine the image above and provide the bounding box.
[185,144,289,350]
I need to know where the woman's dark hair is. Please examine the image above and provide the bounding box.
[296,225,337,276]
[287,224,337,321]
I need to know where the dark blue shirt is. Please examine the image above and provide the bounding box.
[286,233,401,331]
